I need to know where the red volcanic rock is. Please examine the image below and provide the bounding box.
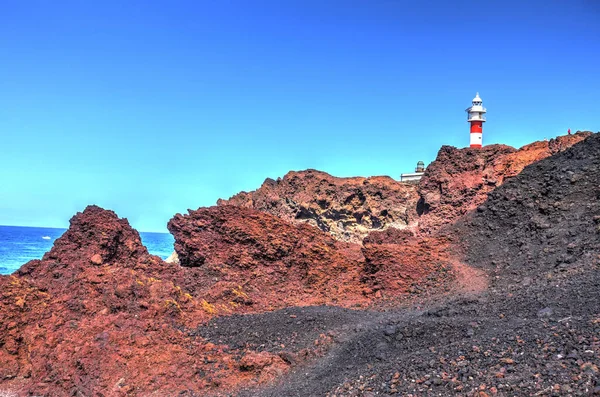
[417,132,591,234]
[168,205,454,312]
[19,205,156,280]
[0,203,460,396]
[218,169,418,243]
[0,206,289,396]
[168,205,371,310]
[361,228,454,297]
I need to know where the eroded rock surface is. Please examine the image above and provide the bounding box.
[0,206,289,396]
[417,132,592,234]
[218,169,418,243]
[248,133,600,397]
[168,205,371,310]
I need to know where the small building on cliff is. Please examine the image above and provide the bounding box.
[400,161,426,183]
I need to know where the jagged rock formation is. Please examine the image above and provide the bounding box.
[168,205,371,309]
[168,205,450,310]
[417,132,592,234]
[0,206,288,396]
[18,205,159,282]
[218,170,418,243]
[219,134,592,243]
[0,204,452,395]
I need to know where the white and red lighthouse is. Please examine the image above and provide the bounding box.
[466,92,486,148]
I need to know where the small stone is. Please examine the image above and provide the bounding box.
[580,362,599,374]
[90,254,103,265]
[537,307,554,318]
[384,326,396,336]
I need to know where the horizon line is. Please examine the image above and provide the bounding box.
[0,224,171,235]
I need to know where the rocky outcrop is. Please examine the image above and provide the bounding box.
[218,169,418,243]
[417,132,592,234]
[168,205,454,310]
[0,206,289,396]
[168,205,371,309]
[18,205,159,283]
[0,202,460,396]
[4,131,596,396]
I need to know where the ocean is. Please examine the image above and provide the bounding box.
[0,225,175,275]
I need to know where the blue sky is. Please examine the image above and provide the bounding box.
[1,0,598,232]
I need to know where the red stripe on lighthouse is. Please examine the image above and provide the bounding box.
[470,121,483,133]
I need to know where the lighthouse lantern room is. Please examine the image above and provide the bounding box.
[466,92,486,148]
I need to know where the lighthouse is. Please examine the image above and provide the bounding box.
[466,93,486,148]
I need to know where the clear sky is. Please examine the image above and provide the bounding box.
[1,0,598,232]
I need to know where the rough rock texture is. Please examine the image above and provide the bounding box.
[168,205,370,310]
[18,205,157,281]
[168,205,449,311]
[218,169,418,243]
[464,131,600,279]
[0,203,456,396]
[361,228,455,299]
[239,133,600,397]
[0,206,289,396]
[417,131,592,234]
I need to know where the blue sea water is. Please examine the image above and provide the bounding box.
[0,225,174,275]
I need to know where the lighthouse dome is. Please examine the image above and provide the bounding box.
[472,92,482,103]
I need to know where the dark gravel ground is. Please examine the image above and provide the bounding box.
[203,134,600,396]
[195,305,377,354]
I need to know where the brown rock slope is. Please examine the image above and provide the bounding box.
[218,169,418,243]
[361,228,455,299]
[168,205,371,310]
[417,131,592,234]
[167,205,452,310]
[0,206,288,396]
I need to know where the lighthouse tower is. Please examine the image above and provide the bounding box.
[466,93,486,148]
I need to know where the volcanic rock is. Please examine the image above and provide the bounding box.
[361,228,454,296]
[0,206,289,396]
[168,205,371,309]
[417,132,591,234]
[464,132,600,277]
[18,205,156,280]
[3,131,597,396]
[253,133,600,397]
[218,169,418,243]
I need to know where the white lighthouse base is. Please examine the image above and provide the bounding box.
[470,132,482,148]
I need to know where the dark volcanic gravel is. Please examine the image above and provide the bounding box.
[209,134,600,397]
[196,305,375,354]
